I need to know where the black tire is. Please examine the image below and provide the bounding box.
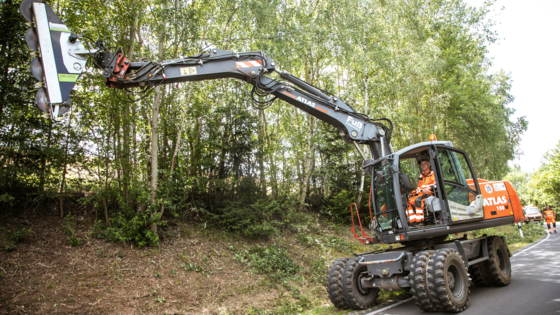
[468,262,491,287]
[326,258,349,309]
[427,249,469,313]
[484,236,511,286]
[341,257,379,310]
[409,250,439,312]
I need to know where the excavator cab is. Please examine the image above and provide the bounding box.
[369,141,487,244]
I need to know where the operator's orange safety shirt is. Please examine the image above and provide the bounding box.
[406,170,436,223]
[411,170,436,197]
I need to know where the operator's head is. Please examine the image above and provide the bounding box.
[419,159,431,172]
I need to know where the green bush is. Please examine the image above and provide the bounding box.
[201,196,298,238]
[105,211,163,248]
[322,190,371,224]
[62,213,83,247]
[235,244,299,281]
[180,262,213,277]
[8,227,33,243]
[90,220,107,239]
[471,223,546,246]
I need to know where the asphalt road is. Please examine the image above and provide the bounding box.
[366,232,560,315]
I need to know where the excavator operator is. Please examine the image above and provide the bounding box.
[406,156,436,224]
[543,205,556,233]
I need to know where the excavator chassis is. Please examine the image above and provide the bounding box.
[328,235,512,312]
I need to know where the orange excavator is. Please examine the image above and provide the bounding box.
[20,1,525,312]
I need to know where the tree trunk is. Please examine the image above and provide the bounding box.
[170,83,193,172]
[263,109,277,198]
[257,109,266,196]
[122,8,137,202]
[39,120,52,192]
[59,116,72,218]
[161,83,194,218]
[150,86,162,233]
[150,0,168,233]
[298,119,314,212]
[102,195,111,227]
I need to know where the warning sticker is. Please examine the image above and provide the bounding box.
[493,183,507,192]
[235,60,262,68]
[49,22,70,32]
[180,67,197,76]
[58,73,79,82]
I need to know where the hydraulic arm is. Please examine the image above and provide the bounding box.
[89,44,393,161]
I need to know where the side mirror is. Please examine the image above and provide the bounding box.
[466,194,484,215]
[400,174,412,191]
[475,194,484,211]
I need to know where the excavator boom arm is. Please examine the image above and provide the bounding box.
[92,47,392,159]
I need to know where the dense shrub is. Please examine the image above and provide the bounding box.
[200,196,299,238]
[105,212,163,248]
[62,213,83,247]
[235,244,299,281]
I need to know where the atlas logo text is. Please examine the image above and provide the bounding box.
[484,196,507,207]
[296,96,316,108]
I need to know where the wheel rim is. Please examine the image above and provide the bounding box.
[356,270,370,296]
[447,265,464,298]
[447,271,456,289]
[497,248,507,273]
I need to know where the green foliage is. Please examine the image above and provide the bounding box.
[471,223,546,246]
[0,193,15,206]
[62,213,83,247]
[90,220,107,239]
[235,244,299,281]
[200,196,298,238]
[2,242,16,252]
[322,190,354,223]
[105,212,163,248]
[180,262,213,277]
[8,227,33,244]
[2,226,32,251]
[505,141,560,210]
[306,257,327,283]
[527,141,560,208]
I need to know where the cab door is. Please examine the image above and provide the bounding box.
[435,146,484,224]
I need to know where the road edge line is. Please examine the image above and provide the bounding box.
[365,297,414,315]
[512,229,550,257]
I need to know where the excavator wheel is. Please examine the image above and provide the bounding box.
[484,236,511,286]
[468,262,491,287]
[427,248,469,313]
[340,257,379,310]
[326,258,350,309]
[409,250,439,312]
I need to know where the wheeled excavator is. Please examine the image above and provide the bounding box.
[20,0,526,312]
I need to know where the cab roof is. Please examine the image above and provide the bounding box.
[392,140,454,160]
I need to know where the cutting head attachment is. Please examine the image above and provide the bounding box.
[25,28,39,51]
[31,57,43,81]
[36,88,71,116]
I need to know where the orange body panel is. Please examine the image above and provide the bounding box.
[504,181,524,223]
[467,179,524,223]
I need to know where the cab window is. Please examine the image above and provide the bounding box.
[373,161,400,231]
[437,148,483,221]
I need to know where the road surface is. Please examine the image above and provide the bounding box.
[365,232,560,315]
